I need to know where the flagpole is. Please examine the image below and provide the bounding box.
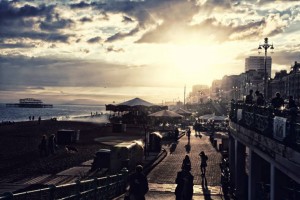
[184,85,186,109]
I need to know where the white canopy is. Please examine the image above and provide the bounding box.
[208,115,228,121]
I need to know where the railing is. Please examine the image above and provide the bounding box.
[0,169,128,200]
[229,102,300,150]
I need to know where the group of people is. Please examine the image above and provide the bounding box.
[245,89,298,111]
[29,115,42,124]
[38,134,57,157]
[175,152,208,200]
[126,152,209,200]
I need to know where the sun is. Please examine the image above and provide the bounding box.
[166,44,218,85]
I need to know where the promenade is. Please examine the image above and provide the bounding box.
[117,128,224,200]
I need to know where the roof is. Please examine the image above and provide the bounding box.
[118,97,155,107]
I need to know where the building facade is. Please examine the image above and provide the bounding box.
[245,56,272,78]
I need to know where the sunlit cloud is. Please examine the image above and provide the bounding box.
[1,0,300,104]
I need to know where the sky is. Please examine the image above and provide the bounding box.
[0,0,300,105]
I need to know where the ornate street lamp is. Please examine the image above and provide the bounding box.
[258,37,274,99]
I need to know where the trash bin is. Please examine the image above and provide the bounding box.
[149,132,162,152]
[91,149,111,171]
[56,129,76,145]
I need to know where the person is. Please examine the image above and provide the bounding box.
[175,163,194,200]
[186,128,191,141]
[199,151,208,176]
[287,95,297,110]
[38,116,41,124]
[48,134,57,155]
[174,128,179,141]
[245,89,254,104]
[128,165,149,200]
[182,155,191,169]
[255,91,265,106]
[39,135,48,157]
[271,92,284,109]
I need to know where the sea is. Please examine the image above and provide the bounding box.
[0,103,110,123]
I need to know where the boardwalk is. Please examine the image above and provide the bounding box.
[117,129,224,200]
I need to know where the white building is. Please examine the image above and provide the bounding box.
[245,56,272,78]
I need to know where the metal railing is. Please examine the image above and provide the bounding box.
[0,169,128,200]
[229,102,300,150]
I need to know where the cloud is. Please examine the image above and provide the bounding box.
[122,15,134,23]
[0,42,35,49]
[106,26,139,42]
[87,36,102,44]
[106,46,124,53]
[80,16,93,23]
[39,13,74,31]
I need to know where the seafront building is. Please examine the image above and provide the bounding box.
[229,103,300,200]
[245,56,272,78]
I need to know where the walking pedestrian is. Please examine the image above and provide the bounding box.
[175,163,194,200]
[199,151,208,176]
[182,155,191,169]
[128,165,149,200]
[187,128,191,141]
[38,116,41,124]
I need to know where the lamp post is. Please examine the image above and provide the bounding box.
[258,37,274,99]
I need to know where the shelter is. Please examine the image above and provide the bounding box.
[106,97,167,124]
[199,113,215,121]
[148,110,184,118]
[106,97,167,112]
[208,115,228,122]
[173,108,192,116]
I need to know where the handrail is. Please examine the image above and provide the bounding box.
[0,169,129,200]
[229,102,300,150]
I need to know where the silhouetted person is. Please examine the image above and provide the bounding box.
[48,134,56,155]
[32,116,35,121]
[182,155,191,169]
[245,89,254,104]
[128,165,149,200]
[39,135,48,157]
[271,92,284,109]
[174,128,179,141]
[175,163,194,200]
[255,91,265,106]
[199,151,208,176]
[287,95,297,110]
[187,128,191,141]
[29,116,31,121]
[38,116,41,124]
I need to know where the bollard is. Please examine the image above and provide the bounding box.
[121,167,129,192]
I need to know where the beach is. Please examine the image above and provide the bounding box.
[0,120,144,181]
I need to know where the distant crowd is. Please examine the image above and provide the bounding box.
[244,90,298,113]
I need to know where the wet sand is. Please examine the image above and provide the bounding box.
[0,120,144,180]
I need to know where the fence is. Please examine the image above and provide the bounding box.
[229,102,300,149]
[0,169,128,200]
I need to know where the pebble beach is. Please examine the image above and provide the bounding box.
[0,120,144,181]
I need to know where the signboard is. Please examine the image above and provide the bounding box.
[237,109,243,121]
[273,116,287,141]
